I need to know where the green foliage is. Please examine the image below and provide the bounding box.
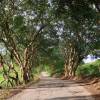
[0,67,3,83]
[76,59,100,78]
[13,16,24,29]
[0,63,22,87]
[35,47,64,77]
[0,0,99,85]
[54,60,64,77]
[32,65,43,77]
[53,0,100,66]
[43,64,53,76]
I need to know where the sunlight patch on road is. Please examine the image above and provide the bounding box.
[41,71,50,77]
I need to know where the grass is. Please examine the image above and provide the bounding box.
[0,76,40,99]
[32,65,42,78]
[76,59,100,78]
[0,67,3,82]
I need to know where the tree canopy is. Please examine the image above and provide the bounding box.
[0,0,100,85]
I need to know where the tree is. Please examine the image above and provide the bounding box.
[0,0,51,83]
[52,0,100,78]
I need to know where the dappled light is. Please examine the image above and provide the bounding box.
[40,71,50,77]
[0,0,100,99]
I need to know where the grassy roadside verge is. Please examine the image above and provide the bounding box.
[75,59,100,100]
[0,77,40,99]
[76,59,100,78]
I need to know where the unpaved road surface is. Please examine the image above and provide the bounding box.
[7,77,94,100]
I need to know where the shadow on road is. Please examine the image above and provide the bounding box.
[3,94,100,100]
[4,77,99,100]
[4,78,93,89]
[47,94,100,100]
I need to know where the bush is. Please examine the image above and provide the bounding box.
[32,65,43,77]
[39,60,64,77]
[76,59,100,78]
[53,60,64,77]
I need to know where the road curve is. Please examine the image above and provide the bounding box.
[7,77,94,100]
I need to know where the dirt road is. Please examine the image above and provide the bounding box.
[7,77,94,100]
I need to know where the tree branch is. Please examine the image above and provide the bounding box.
[28,24,47,47]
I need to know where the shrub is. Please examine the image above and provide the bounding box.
[76,59,100,78]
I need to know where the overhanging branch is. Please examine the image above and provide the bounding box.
[28,24,47,47]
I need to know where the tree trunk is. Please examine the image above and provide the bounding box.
[64,58,79,78]
[22,46,37,83]
[63,43,79,79]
